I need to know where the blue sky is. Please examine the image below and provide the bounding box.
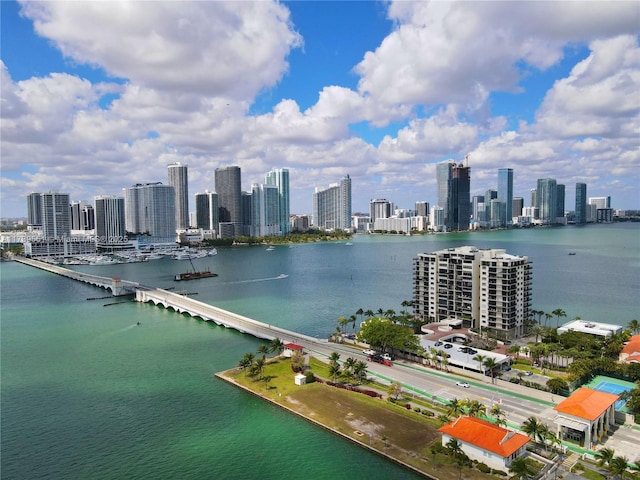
[1,1,639,218]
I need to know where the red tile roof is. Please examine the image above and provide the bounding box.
[620,335,640,363]
[553,388,619,421]
[438,416,529,457]
[284,343,304,350]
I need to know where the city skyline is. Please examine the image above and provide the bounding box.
[1,1,639,218]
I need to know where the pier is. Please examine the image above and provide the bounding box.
[13,257,322,346]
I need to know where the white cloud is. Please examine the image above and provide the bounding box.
[20,0,302,100]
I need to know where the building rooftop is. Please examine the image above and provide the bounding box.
[438,416,529,457]
[620,335,640,363]
[554,388,619,421]
[557,320,623,337]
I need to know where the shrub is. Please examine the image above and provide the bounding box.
[477,463,491,474]
[305,371,315,383]
[413,407,421,413]
[405,403,411,410]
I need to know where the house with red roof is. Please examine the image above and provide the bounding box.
[619,335,640,363]
[438,416,530,472]
[553,387,618,449]
[282,343,304,357]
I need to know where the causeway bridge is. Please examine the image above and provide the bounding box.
[13,256,321,346]
[14,257,139,296]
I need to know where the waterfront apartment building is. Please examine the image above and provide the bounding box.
[264,168,290,235]
[195,191,219,232]
[370,199,392,222]
[71,201,94,231]
[414,246,532,338]
[41,192,71,239]
[436,160,470,231]
[556,184,565,219]
[575,183,587,224]
[94,195,128,250]
[215,166,242,238]
[415,201,429,217]
[536,178,557,225]
[497,168,513,226]
[251,183,280,237]
[124,183,176,242]
[312,175,352,231]
[167,163,189,230]
[27,192,43,229]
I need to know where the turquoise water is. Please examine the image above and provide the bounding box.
[2,223,638,479]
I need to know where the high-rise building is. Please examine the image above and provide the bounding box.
[41,192,71,239]
[168,163,189,230]
[124,183,176,239]
[589,196,611,209]
[251,183,280,237]
[71,201,94,231]
[370,199,392,221]
[415,201,429,217]
[497,168,513,226]
[195,191,219,232]
[512,197,524,219]
[472,196,484,223]
[264,168,290,235]
[94,196,127,249]
[575,183,587,224]
[27,193,42,228]
[530,189,537,208]
[215,166,242,238]
[312,174,352,231]
[413,246,532,338]
[556,184,565,219]
[536,178,557,225]
[483,190,497,227]
[436,160,470,231]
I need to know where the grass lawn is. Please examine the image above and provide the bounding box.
[220,355,502,480]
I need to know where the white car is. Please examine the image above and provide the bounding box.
[362,349,377,356]
[456,382,470,388]
[381,353,394,361]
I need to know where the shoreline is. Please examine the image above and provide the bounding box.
[215,369,438,480]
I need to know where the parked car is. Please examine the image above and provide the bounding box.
[370,354,392,366]
[524,371,533,376]
[458,346,468,353]
[434,341,443,347]
[444,343,453,349]
[381,353,394,361]
[467,348,477,354]
[456,382,470,388]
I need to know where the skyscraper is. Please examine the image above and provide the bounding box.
[215,166,242,238]
[195,191,219,231]
[575,183,587,224]
[415,201,429,217]
[312,175,351,231]
[536,178,557,225]
[556,184,565,219]
[452,162,470,231]
[27,193,42,229]
[436,161,453,230]
[264,168,290,235]
[370,199,392,221]
[497,168,513,226]
[41,192,71,239]
[124,183,176,239]
[512,197,524,219]
[168,163,189,230]
[251,183,280,237]
[94,196,127,249]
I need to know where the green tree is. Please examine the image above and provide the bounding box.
[608,455,629,479]
[257,344,269,359]
[252,357,266,378]
[343,357,356,377]
[388,381,403,400]
[357,317,419,354]
[268,337,284,355]
[547,377,569,394]
[328,352,341,366]
[628,319,640,334]
[447,398,465,418]
[291,350,305,372]
[521,416,545,443]
[352,360,368,384]
[463,399,486,417]
[490,404,506,426]
[483,357,500,384]
[595,447,615,468]
[473,354,487,374]
[508,457,537,480]
[328,363,341,381]
[552,308,567,328]
[238,352,254,375]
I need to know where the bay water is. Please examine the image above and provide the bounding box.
[2,223,638,479]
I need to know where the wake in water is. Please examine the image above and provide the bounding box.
[216,274,288,286]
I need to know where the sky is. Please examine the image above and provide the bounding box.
[1,0,639,218]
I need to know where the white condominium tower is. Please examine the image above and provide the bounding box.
[41,191,71,239]
[94,196,127,249]
[167,163,189,230]
[124,183,176,240]
[264,168,290,235]
[312,174,351,231]
[414,246,532,338]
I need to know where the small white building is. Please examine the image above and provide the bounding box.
[557,320,623,337]
[282,343,304,358]
[439,416,529,472]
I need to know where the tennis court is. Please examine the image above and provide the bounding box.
[585,375,635,411]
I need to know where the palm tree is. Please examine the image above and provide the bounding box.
[268,337,284,355]
[530,324,544,343]
[464,399,486,417]
[483,357,499,384]
[257,344,269,359]
[253,357,265,378]
[552,308,566,328]
[343,357,356,377]
[238,353,254,375]
[356,307,364,325]
[595,447,615,468]
[473,354,487,374]
[349,314,357,333]
[447,398,465,418]
[328,352,340,366]
[490,404,506,426]
[509,457,536,480]
[446,437,463,456]
[544,312,553,328]
[364,309,374,319]
[521,416,545,443]
[608,455,629,479]
[628,318,640,334]
[328,363,341,381]
[353,360,368,384]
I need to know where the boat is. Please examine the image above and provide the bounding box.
[207,248,218,256]
[174,270,217,281]
[277,273,289,279]
[174,255,217,281]
[266,246,275,251]
[345,242,353,246]
[568,252,577,255]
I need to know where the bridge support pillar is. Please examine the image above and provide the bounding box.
[111,277,126,296]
